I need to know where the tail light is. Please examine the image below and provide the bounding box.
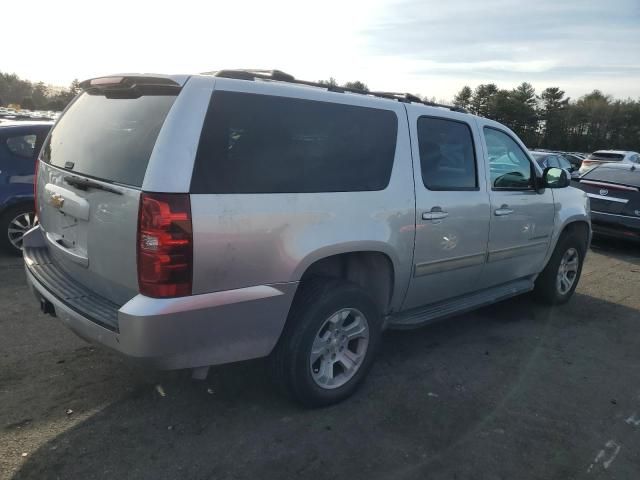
[137,193,193,298]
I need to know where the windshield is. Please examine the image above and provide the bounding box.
[41,91,177,187]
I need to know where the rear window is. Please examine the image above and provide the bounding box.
[587,152,624,161]
[191,91,398,193]
[6,134,37,159]
[41,91,177,187]
[582,166,640,188]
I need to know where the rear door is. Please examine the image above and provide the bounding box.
[480,125,555,287]
[402,108,490,309]
[36,78,181,305]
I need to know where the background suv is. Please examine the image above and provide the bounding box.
[0,121,52,253]
[579,150,640,175]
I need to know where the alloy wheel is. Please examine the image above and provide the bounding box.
[310,308,370,389]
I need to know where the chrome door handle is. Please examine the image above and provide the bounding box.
[494,204,514,216]
[422,207,449,221]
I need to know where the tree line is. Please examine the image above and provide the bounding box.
[321,78,640,153]
[0,71,80,110]
[453,83,640,152]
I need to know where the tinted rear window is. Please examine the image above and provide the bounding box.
[42,91,177,187]
[587,152,624,161]
[417,117,477,190]
[582,166,640,188]
[191,91,398,193]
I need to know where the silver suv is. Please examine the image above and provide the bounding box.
[23,70,591,406]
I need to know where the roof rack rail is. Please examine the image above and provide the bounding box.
[204,69,468,114]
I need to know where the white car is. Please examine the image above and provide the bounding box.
[579,150,640,174]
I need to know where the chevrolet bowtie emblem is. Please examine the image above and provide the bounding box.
[50,193,65,209]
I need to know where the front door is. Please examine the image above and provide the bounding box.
[403,111,490,310]
[479,125,555,287]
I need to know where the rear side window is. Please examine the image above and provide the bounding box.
[191,91,398,193]
[582,167,640,188]
[6,134,37,159]
[42,92,177,187]
[587,152,624,161]
[417,117,477,190]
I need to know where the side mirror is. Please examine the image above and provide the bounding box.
[543,167,570,188]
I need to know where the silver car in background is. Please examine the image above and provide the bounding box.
[23,70,591,406]
[579,150,640,175]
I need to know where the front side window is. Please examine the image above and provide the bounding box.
[484,128,533,190]
[417,117,477,190]
[191,91,398,193]
[6,134,37,159]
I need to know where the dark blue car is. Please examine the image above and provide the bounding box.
[0,121,53,253]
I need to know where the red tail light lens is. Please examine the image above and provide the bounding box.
[137,193,192,298]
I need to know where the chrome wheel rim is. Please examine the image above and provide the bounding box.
[310,308,369,390]
[556,247,579,295]
[7,211,37,250]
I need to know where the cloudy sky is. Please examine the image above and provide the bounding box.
[3,0,639,101]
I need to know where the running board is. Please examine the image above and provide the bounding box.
[387,279,534,330]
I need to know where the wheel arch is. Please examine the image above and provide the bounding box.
[293,246,398,315]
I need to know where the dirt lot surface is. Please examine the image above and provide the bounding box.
[1,239,639,480]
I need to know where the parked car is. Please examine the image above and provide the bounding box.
[0,121,53,253]
[530,151,579,178]
[574,163,640,241]
[579,150,640,175]
[23,71,591,407]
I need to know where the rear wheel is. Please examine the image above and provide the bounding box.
[0,204,37,255]
[270,278,382,407]
[534,232,586,305]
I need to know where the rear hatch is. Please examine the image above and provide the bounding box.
[580,151,624,172]
[577,164,640,216]
[36,76,181,305]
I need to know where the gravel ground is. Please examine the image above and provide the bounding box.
[1,239,639,480]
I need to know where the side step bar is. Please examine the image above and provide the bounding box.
[387,279,534,330]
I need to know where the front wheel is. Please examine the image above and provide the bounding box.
[270,278,382,407]
[534,232,586,305]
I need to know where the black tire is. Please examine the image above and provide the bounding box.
[0,204,37,255]
[270,278,382,408]
[533,231,587,305]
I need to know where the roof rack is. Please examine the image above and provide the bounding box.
[204,69,468,114]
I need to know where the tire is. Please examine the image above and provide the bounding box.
[0,204,37,255]
[270,278,382,408]
[533,231,587,305]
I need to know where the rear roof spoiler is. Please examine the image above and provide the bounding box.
[80,74,187,97]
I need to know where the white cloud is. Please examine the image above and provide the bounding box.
[2,0,638,100]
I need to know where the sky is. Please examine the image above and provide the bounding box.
[3,0,639,102]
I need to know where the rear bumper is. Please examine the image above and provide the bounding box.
[591,210,640,241]
[24,230,297,370]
